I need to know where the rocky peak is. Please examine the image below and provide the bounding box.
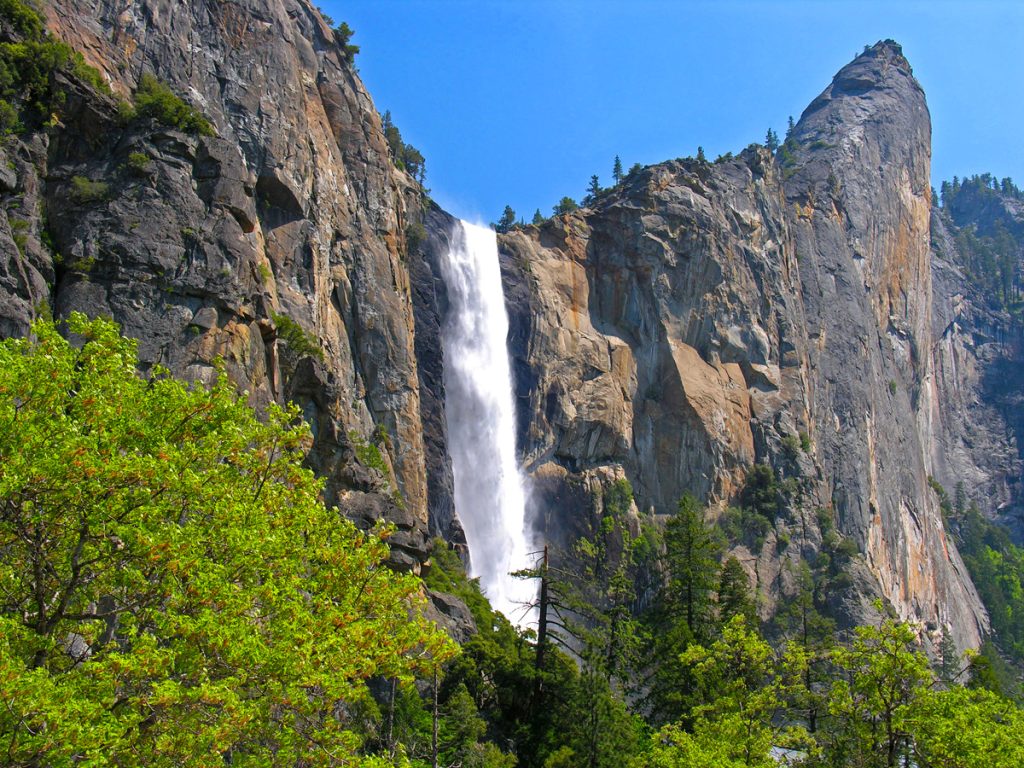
[497,41,986,651]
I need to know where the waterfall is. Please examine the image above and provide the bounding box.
[439,220,537,625]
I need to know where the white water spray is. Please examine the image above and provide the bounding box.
[439,220,536,625]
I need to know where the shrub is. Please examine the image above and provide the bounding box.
[69,174,110,204]
[133,73,215,136]
[0,0,44,39]
[126,150,150,173]
[271,311,323,363]
[781,433,801,461]
[257,262,272,285]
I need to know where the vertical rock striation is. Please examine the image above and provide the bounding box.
[0,0,461,569]
[501,42,987,649]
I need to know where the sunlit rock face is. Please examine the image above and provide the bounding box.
[0,0,1015,654]
[500,42,987,651]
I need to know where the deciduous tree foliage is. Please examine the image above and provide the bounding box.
[0,314,454,766]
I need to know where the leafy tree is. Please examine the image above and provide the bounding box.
[772,560,836,733]
[640,617,813,768]
[612,156,623,185]
[825,611,932,768]
[627,162,643,178]
[0,314,455,766]
[901,685,1024,768]
[494,205,517,234]
[552,197,578,216]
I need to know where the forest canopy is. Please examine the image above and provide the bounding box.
[0,314,454,766]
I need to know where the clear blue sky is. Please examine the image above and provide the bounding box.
[320,1,1024,224]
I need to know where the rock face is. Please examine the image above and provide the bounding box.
[0,0,463,569]
[500,42,988,650]
[1,2,1019,654]
[930,191,1024,539]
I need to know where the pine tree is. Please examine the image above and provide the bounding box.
[717,556,756,625]
[765,127,779,152]
[612,155,623,185]
[553,197,578,216]
[532,208,545,225]
[696,146,706,164]
[494,204,516,234]
[584,174,602,205]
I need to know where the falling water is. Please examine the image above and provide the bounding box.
[439,220,536,625]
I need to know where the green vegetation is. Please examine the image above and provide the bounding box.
[70,174,111,204]
[493,204,516,234]
[381,109,425,183]
[0,314,454,765]
[126,150,150,173]
[582,174,603,205]
[552,196,578,216]
[0,327,1021,768]
[348,428,391,478]
[131,73,215,136]
[271,310,324,370]
[405,219,427,251]
[940,174,1022,311]
[951,503,1024,663]
[334,21,360,63]
[0,0,110,134]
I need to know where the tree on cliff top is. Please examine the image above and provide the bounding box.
[0,314,455,766]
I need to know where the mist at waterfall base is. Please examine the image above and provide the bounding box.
[438,221,538,626]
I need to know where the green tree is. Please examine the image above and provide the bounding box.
[0,314,455,766]
[641,494,722,724]
[494,205,517,234]
[772,560,835,733]
[717,556,756,625]
[696,146,707,163]
[825,612,932,768]
[639,617,813,768]
[902,685,1024,768]
[583,175,602,206]
[765,128,779,152]
[665,494,721,637]
[552,197,578,216]
[532,208,545,225]
[334,21,360,63]
[612,156,623,185]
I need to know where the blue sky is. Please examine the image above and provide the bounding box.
[320,1,1024,224]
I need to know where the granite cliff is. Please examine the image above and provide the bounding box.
[498,42,995,651]
[0,0,474,587]
[0,1,1020,654]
